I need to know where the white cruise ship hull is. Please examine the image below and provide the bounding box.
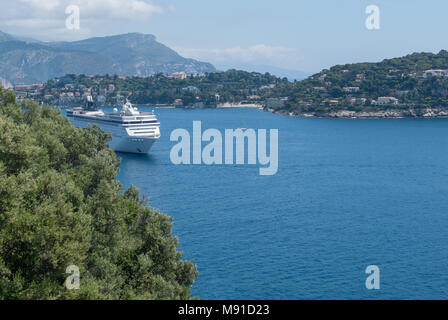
[69,112,160,154]
[109,135,157,154]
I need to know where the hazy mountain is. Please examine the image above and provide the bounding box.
[0,41,120,85]
[0,31,15,42]
[0,32,216,85]
[49,33,215,77]
[11,35,42,43]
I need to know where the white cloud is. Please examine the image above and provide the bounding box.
[176,45,305,71]
[0,0,173,40]
[16,0,167,18]
[80,0,166,20]
[3,18,61,29]
[21,0,60,11]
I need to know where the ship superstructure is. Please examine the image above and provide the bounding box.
[67,99,160,154]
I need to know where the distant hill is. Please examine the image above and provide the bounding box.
[0,32,216,85]
[215,63,309,81]
[35,70,286,107]
[268,50,448,117]
[15,48,448,118]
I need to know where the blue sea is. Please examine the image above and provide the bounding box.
[115,107,448,299]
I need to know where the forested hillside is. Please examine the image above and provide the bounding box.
[25,50,448,117]
[280,50,448,116]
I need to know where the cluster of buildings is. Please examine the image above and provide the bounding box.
[10,81,124,106]
[48,83,117,106]
[312,70,411,107]
[12,84,44,103]
[13,64,441,110]
[321,96,400,107]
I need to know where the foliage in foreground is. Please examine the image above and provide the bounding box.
[0,87,197,299]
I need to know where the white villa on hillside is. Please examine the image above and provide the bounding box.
[423,69,448,78]
[372,97,399,105]
[169,72,187,80]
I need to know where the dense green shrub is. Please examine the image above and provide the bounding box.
[0,87,197,299]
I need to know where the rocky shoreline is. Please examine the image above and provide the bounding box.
[266,107,448,119]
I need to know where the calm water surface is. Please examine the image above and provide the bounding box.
[115,107,448,299]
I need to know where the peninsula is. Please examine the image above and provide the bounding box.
[12,50,448,118]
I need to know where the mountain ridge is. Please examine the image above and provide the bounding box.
[0,31,216,85]
[0,31,16,42]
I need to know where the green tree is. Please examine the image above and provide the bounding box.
[0,88,197,299]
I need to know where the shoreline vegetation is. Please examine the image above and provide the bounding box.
[265,107,448,119]
[0,87,198,299]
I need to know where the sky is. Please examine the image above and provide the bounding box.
[1,0,448,74]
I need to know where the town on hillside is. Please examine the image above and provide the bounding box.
[6,51,448,118]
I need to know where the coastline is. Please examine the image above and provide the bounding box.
[56,103,448,119]
[155,103,263,109]
[138,103,448,119]
[265,107,448,119]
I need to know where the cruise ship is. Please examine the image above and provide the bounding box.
[67,97,160,154]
